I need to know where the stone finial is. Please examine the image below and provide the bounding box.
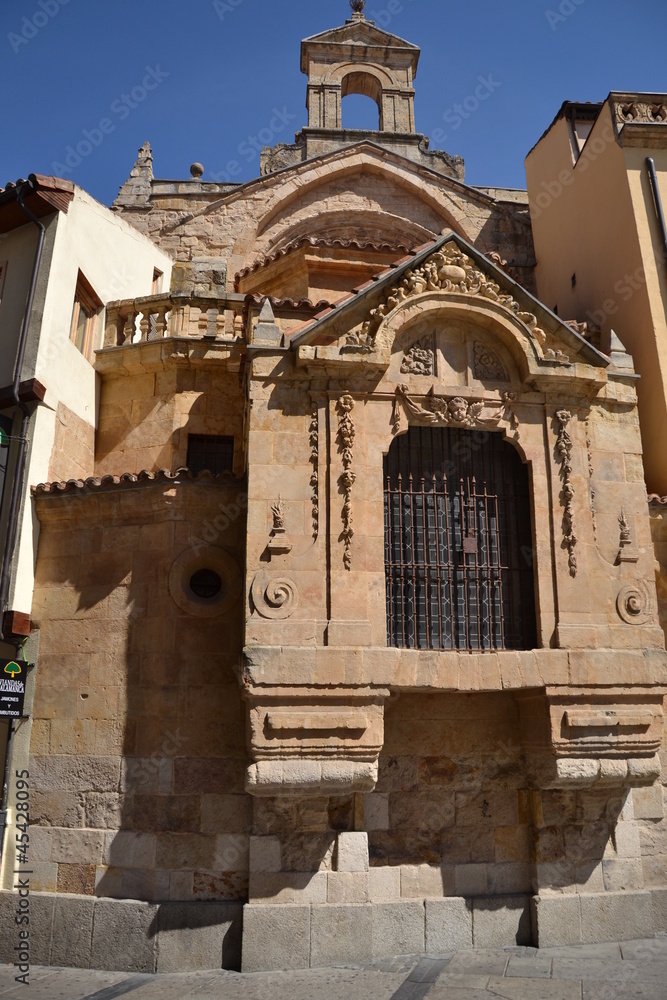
[252,299,282,346]
[609,329,635,372]
[350,0,366,15]
[137,141,153,167]
[190,162,204,179]
[113,141,154,209]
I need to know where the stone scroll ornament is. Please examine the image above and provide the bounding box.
[555,409,578,578]
[337,394,356,571]
[344,242,569,362]
[391,385,520,438]
[616,582,653,625]
[251,571,299,620]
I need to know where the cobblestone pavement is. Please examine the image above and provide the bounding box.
[1,938,666,999]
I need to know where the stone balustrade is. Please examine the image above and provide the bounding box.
[103,292,246,348]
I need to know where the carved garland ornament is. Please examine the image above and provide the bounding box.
[585,415,597,541]
[344,242,569,363]
[251,571,299,620]
[337,394,356,571]
[555,410,578,578]
[309,406,319,539]
[392,385,520,438]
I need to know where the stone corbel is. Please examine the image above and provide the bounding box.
[517,688,665,790]
[242,685,388,796]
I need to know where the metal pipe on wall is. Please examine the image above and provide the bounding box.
[647,157,667,264]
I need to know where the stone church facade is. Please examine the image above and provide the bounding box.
[2,4,666,973]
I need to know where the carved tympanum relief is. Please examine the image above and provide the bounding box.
[400,336,435,376]
[555,409,578,578]
[473,341,509,382]
[337,394,356,571]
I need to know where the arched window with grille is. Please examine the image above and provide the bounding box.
[384,426,537,651]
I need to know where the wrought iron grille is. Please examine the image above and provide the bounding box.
[384,426,537,651]
[187,435,234,476]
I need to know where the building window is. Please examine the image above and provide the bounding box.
[0,262,7,309]
[70,271,102,362]
[186,435,234,476]
[384,426,537,652]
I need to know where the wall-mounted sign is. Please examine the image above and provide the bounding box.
[0,661,27,717]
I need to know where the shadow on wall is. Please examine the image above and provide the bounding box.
[84,474,250,966]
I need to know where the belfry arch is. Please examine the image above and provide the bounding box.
[301,5,419,134]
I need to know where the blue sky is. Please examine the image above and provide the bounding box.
[1,0,666,205]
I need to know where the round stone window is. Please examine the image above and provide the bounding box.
[189,569,223,601]
[168,546,242,618]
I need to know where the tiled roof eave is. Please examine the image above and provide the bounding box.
[32,467,243,498]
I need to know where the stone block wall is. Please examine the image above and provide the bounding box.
[23,480,252,910]
[370,693,530,897]
[113,146,535,295]
[95,363,244,479]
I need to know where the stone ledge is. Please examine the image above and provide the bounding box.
[243,645,667,692]
[0,893,243,973]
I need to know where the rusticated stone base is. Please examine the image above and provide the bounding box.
[532,889,664,947]
[0,893,243,973]
[242,888,667,971]
[241,895,532,971]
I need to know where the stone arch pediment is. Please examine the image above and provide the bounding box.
[251,151,472,246]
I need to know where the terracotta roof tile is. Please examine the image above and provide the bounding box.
[234,235,413,289]
[32,467,241,497]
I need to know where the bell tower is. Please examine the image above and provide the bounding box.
[301,0,421,135]
[260,2,463,181]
